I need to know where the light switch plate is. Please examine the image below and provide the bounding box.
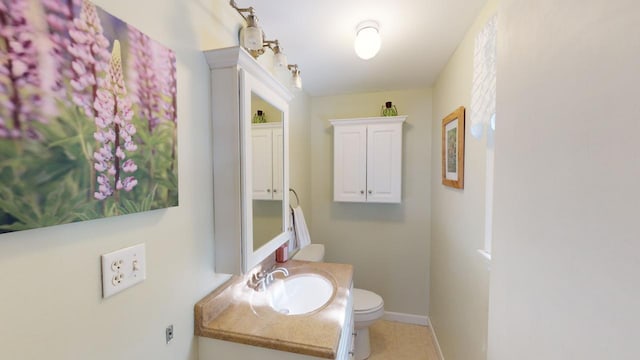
[101,243,146,298]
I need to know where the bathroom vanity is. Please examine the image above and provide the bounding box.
[195,260,354,360]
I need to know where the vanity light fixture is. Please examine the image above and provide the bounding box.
[288,64,302,90]
[230,1,302,90]
[354,20,381,60]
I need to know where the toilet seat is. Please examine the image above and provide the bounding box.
[293,244,325,262]
[353,288,384,323]
[353,288,384,312]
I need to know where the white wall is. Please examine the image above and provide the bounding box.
[289,91,312,222]
[489,0,640,359]
[0,1,311,359]
[310,89,432,315]
[429,1,498,359]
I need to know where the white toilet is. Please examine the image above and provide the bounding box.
[293,244,384,360]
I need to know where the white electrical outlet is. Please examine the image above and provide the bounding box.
[101,243,146,298]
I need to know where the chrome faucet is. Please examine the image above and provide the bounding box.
[267,267,289,282]
[247,266,289,291]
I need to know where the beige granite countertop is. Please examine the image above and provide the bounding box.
[195,260,354,359]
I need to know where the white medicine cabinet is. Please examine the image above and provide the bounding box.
[330,116,407,203]
[205,46,293,274]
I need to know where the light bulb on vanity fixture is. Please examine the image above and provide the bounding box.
[229,0,263,51]
[354,20,381,60]
[288,64,302,90]
[270,40,288,69]
[242,11,263,50]
[263,39,288,70]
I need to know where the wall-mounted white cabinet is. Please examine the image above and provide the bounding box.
[252,123,283,200]
[330,116,407,203]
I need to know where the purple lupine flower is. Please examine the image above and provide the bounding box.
[0,0,45,139]
[93,40,138,201]
[116,176,137,192]
[122,159,137,173]
[153,44,178,170]
[68,0,110,118]
[42,0,80,106]
[95,173,112,199]
[127,25,161,132]
[157,46,177,124]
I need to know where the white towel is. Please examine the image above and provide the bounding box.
[288,209,296,253]
[292,206,311,249]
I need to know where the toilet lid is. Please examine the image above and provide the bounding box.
[353,288,383,312]
[293,244,325,262]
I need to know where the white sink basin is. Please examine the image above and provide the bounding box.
[251,273,335,315]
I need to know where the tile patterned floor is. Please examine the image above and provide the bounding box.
[368,320,441,360]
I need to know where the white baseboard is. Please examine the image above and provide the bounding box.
[427,317,445,360]
[383,311,429,326]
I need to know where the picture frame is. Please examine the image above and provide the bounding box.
[442,106,465,189]
[0,0,179,234]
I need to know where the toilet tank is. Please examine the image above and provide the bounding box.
[293,244,325,262]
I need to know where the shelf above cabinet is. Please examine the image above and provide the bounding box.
[329,115,407,127]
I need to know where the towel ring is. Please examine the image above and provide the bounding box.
[289,188,300,208]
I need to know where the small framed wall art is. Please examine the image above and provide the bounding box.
[441,106,465,189]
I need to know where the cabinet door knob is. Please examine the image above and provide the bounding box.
[368,190,372,194]
[267,189,271,193]
[273,189,277,193]
[360,190,364,195]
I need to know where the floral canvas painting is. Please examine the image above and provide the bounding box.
[0,0,178,234]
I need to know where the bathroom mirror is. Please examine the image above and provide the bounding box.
[250,93,284,250]
[241,70,290,273]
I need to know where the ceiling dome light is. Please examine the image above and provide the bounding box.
[354,21,381,60]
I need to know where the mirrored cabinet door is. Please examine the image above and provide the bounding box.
[249,93,285,254]
[241,70,289,273]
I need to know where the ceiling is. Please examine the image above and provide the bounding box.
[234,0,488,96]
